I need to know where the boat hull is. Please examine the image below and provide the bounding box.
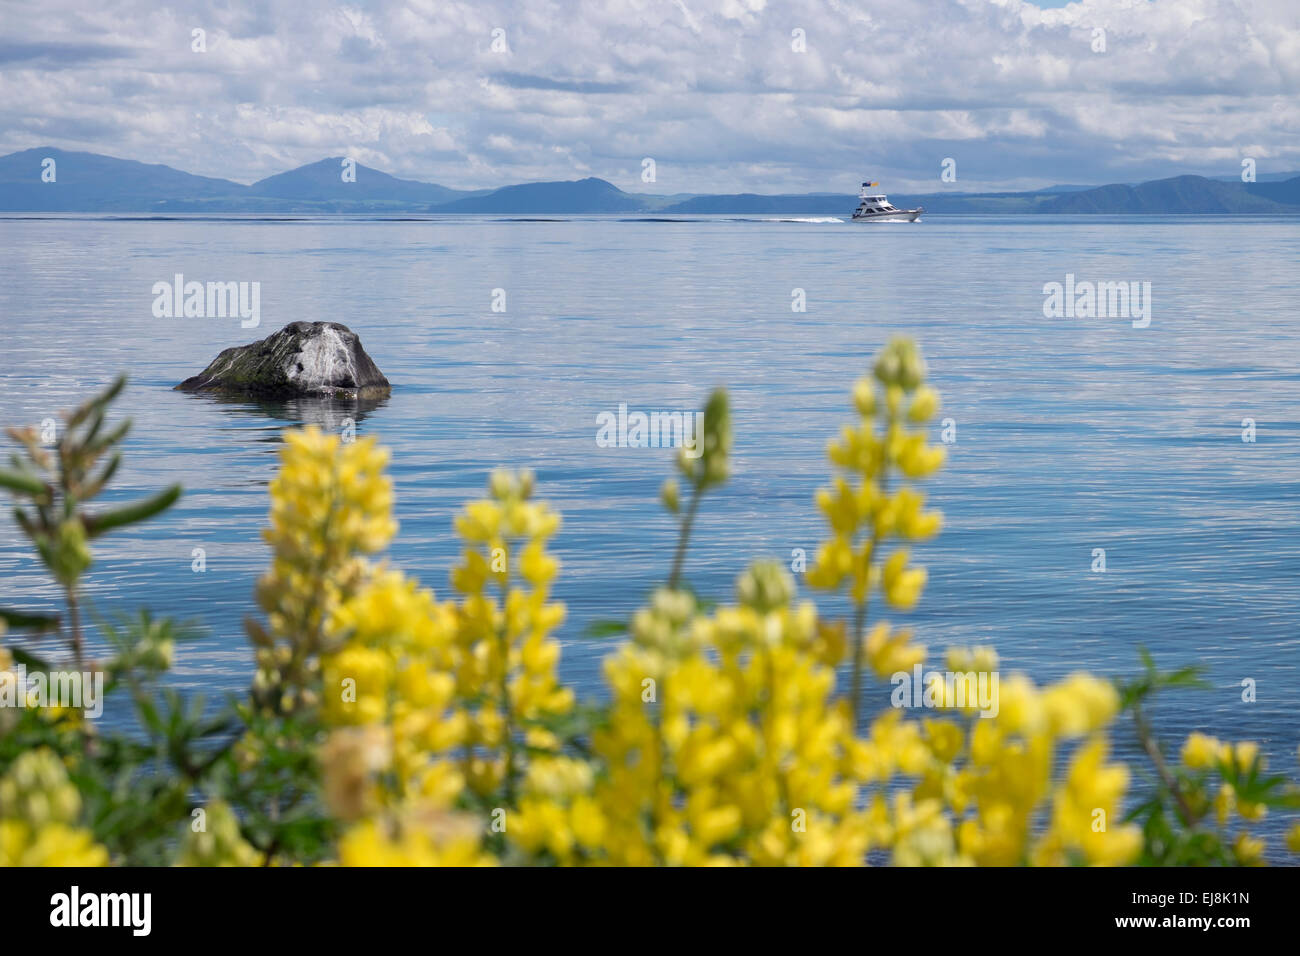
[851,206,923,222]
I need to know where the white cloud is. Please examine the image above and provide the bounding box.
[0,0,1296,192]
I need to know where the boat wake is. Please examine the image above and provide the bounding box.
[713,216,845,223]
[615,216,847,224]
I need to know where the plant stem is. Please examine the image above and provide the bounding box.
[66,588,84,665]
[667,483,702,590]
[849,468,888,732]
[1133,701,1197,827]
[848,524,881,732]
[497,572,516,806]
[280,457,342,713]
[764,645,790,817]
[849,597,868,732]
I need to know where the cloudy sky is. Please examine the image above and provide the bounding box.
[2,0,1298,193]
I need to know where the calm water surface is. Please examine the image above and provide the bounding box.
[2,214,1297,843]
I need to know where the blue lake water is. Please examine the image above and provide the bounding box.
[2,213,1298,850]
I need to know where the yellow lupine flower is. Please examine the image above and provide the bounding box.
[321,645,392,726]
[988,674,1044,736]
[1237,799,1267,822]
[864,621,926,678]
[1232,831,1265,866]
[907,385,940,423]
[1181,731,1224,769]
[1033,737,1141,866]
[923,718,965,764]
[852,377,877,417]
[947,645,998,674]
[882,549,927,610]
[587,564,879,866]
[234,340,1287,869]
[338,815,494,867]
[1215,784,1235,826]
[256,435,498,866]
[890,793,963,866]
[1231,740,1262,773]
[0,820,108,867]
[442,470,575,861]
[175,801,259,866]
[523,756,594,798]
[898,440,946,479]
[0,749,107,866]
[249,426,396,713]
[453,500,503,542]
[1042,674,1119,738]
[1285,822,1300,854]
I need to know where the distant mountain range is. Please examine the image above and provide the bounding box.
[0,148,486,213]
[246,157,482,206]
[1036,175,1297,214]
[434,177,645,214]
[3,147,1298,215]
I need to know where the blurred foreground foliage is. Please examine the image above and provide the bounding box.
[2,344,1299,866]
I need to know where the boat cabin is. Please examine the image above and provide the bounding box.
[855,193,899,213]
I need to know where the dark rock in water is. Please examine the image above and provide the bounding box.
[175,321,390,400]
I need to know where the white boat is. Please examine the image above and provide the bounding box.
[851,181,922,222]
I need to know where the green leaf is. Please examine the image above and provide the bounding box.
[83,484,181,538]
[1158,666,1209,690]
[135,695,164,736]
[0,468,44,496]
[583,619,628,638]
[12,507,37,539]
[82,452,122,501]
[7,645,52,671]
[84,419,131,458]
[0,606,59,632]
[67,375,126,429]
